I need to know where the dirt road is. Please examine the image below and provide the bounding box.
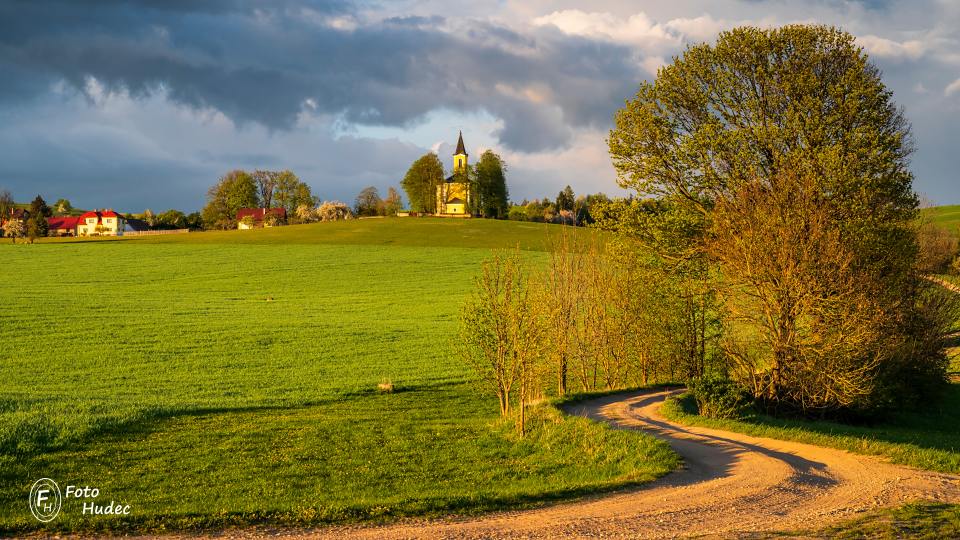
[170,388,960,539]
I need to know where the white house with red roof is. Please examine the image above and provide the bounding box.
[76,209,125,236]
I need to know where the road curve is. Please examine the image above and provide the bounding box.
[165,388,960,539]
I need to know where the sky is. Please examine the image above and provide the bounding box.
[0,0,958,212]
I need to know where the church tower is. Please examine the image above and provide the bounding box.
[453,130,468,174]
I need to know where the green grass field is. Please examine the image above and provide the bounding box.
[41,216,568,250]
[922,204,960,235]
[0,219,677,534]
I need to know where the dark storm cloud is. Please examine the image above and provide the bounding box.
[0,0,642,153]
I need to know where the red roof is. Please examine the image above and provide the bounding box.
[47,216,80,230]
[236,208,287,221]
[77,210,122,223]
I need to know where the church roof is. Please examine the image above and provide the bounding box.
[454,131,467,156]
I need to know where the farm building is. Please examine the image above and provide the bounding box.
[237,207,287,229]
[47,216,81,236]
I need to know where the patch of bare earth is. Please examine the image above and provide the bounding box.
[138,389,960,539]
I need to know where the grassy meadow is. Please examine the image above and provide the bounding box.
[923,204,960,234]
[0,218,678,534]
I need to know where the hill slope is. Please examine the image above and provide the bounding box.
[0,220,672,534]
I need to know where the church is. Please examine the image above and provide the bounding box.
[436,131,471,216]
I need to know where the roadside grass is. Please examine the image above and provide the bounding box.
[34,217,589,251]
[661,384,960,473]
[799,501,960,539]
[0,223,673,534]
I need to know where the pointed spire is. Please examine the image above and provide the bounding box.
[454,130,467,156]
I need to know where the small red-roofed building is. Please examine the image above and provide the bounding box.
[46,216,81,236]
[236,207,287,229]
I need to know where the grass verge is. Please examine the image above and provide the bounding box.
[661,385,960,473]
[795,501,960,539]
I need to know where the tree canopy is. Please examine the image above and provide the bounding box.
[608,24,946,416]
[473,150,509,218]
[401,153,444,213]
[202,170,258,229]
[354,186,384,217]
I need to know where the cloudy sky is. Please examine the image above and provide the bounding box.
[1,0,958,212]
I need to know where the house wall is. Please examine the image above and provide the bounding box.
[77,216,124,236]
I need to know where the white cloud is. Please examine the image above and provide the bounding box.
[664,15,731,42]
[857,35,926,60]
[945,78,960,96]
[532,10,680,50]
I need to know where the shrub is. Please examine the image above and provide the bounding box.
[917,222,959,273]
[507,206,528,221]
[689,376,749,419]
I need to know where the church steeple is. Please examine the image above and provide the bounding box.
[453,130,468,173]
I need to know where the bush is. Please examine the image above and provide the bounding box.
[689,376,749,419]
[917,222,959,274]
[507,206,528,221]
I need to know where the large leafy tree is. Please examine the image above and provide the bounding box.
[401,153,444,213]
[354,186,384,217]
[609,25,942,415]
[473,150,509,218]
[251,170,282,209]
[272,170,316,219]
[202,170,259,229]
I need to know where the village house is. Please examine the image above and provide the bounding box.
[237,207,287,229]
[76,209,125,236]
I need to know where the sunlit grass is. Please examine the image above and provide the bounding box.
[0,221,672,534]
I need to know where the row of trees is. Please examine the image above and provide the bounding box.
[462,24,957,428]
[202,169,317,230]
[401,150,509,217]
[507,188,611,226]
